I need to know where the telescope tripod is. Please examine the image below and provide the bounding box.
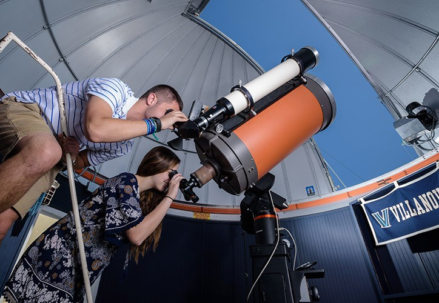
[240,173,324,303]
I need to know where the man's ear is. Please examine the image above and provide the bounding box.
[146,93,158,106]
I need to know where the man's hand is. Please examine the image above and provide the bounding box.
[159,110,188,130]
[57,134,80,165]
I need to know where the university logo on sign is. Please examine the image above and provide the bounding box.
[360,162,439,245]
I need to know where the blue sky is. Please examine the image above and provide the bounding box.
[200,0,418,189]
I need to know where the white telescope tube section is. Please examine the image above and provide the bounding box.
[224,46,318,114]
[0,32,94,303]
[176,47,319,139]
[226,59,301,113]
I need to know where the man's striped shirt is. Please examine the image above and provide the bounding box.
[3,78,138,166]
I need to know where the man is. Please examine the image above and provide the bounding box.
[0,78,187,244]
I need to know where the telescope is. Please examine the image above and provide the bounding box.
[168,46,335,303]
[170,46,336,202]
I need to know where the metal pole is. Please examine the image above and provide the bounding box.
[0,31,94,303]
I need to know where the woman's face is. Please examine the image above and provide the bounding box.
[153,163,180,192]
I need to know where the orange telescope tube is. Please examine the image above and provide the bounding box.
[193,75,336,195]
[235,84,323,179]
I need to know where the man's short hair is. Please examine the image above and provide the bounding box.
[141,84,183,110]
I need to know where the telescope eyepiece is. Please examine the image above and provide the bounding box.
[180,178,199,203]
[168,170,199,203]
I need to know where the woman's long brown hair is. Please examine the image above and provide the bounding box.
[129,146,180,263]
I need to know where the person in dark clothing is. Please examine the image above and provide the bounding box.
[3,146,183,302]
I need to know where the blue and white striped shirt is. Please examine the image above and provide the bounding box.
[3,78,138,166]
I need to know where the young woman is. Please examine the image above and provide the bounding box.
[3,146,183,302]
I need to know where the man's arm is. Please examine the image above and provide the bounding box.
[84,96,149,143]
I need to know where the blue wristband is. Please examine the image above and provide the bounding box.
[143,118,156,135]
[143,118,159,140]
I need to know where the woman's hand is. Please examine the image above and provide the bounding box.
[166,171,184,200]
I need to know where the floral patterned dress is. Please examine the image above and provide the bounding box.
[3,173,144,303]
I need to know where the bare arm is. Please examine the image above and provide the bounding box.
[125,196,173,246]
[84,96,148,143]
[125,173,184,246]
[84,96,188,143]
